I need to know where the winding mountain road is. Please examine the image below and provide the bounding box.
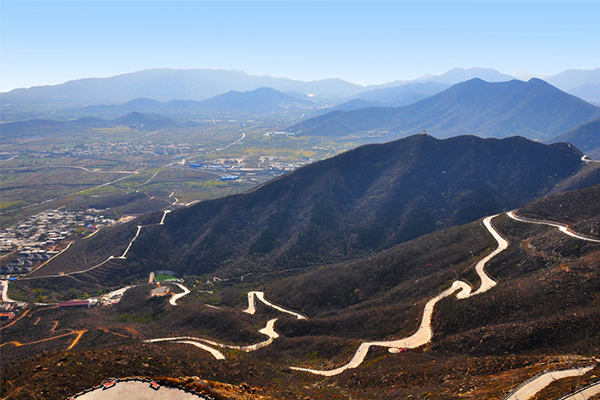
[503,366,595,400]
[1,280,15,302]
[244,291,306,319]
[169,283,191,306]
[292,214,507,376]
[558,381,600,400]
[507,211,600,243]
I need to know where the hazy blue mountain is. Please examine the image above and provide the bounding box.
[1,112,175,139]
[289,78,600,139]
[543,69,600,104]
[549,118,600,158]
[331,99,383,112]
[110,112,175,129]
[0,69,364,107]
[196,87,315,114]
[74,87,316,118]
[568,83,600,105]
[544,68,600,91]
[78,98,166,115]
[414,67,515,85]
[332,82,449,111]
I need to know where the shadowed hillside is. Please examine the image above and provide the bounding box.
[36,134,587,285]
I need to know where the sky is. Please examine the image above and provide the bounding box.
[1,1,599,92]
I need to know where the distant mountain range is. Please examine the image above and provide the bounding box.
[0,69,362,107]
[1,112,175,139]
[37,134,587,283]
[289,78,600,140]
[550,118,600,158]
[332,82,450,111]
[3,67,600,124]
[76,87,317,118]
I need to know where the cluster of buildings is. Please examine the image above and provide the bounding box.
[0,209,115,272]
[49,140,193,158]
[189,154,313,177]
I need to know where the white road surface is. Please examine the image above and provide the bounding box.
[144,317,279,357]
[1,280,15,302]
[507,211,600,243]
[291,281,470,376]
[146,292,303,358]
[243,291,306,319]
[159,209,171,225]
[169,283,191,306]
[504,366,595,400]
[558,381,600,400]
[119,226,143,259]
[467,215,508,297]
[172,340,226,360]
[292,214,507,376]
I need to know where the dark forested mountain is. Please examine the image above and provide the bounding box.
[549,118,600,158]
[289,78,600,139]
[38,134,587,284]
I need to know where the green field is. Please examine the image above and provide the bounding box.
[154,274,180,282]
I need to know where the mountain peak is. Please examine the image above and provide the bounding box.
[290,79,600,139]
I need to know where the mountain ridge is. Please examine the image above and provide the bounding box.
[289,78,600,139]
[34,134,587,284]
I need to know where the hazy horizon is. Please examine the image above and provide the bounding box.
[1,1,600,92]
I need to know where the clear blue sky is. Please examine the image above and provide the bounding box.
[1,1,599,91]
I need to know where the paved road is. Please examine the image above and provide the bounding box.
[507,211,600,243]
[244,291,306,319]
[291,281,470,376]
[292,214,507,376]
[159,209,171,225]
[169,283,191,306]
[119,226,143,259]
[147,292,301,358]
[558,380,600,400]
[1,280,15,302]
[504,366,595,400]
[468,215,508,296]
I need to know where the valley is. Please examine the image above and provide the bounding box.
[2,195,600,399]
[2,67,600,400]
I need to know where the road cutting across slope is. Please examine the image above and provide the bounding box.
[169,283,191,306]
[292,214,507,376]
[244,291,306,319]
[503,366,595,400]
[507,211,600,243]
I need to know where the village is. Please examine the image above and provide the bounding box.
[0,208,115,275]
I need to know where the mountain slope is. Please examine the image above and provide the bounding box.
[335,82,449,110]
[544,68,600,91]
[415,67,515,85]
[289,79,600,139]
[549,118,600,158]
[37,134,586,284]
[193,87,315,114]
[0,112,175,139]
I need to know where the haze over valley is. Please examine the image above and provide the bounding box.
[2,1,600,399]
